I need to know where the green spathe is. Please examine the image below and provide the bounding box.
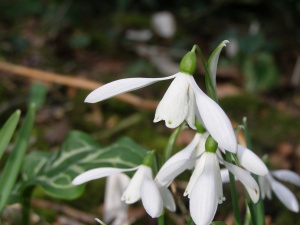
[179,51,197,75]
[205,135,218,153]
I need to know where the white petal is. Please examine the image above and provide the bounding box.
[224,161,259,203]
[188,76,237,153]
[184,153,207,197]
[268,176,299,212]
[141,178,163,217]
[221,168,230,183]
[191,133,208,159]
[155,134,201,186]
[208,40,229,91]
[72,166,139,185]
[259,175,272,200]
[121,166,152,204]
[154,73,190,128]
[271,170,300,186]
[213,154,224,203]
[190,153,219,225]
[185,86,196,129]
[155,158,196,187]
[85,74,177,103]
[104,173,129,224]
[157,133,200,173]
[158,185,176,212]
[237,145,268,176]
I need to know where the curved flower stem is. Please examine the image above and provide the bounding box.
[193,45,218,102]
[158,213,165,225]
[225,151,242,225]
[243,117,265,225]
[163,123,185,163]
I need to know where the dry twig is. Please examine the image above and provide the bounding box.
[0,61,158,110]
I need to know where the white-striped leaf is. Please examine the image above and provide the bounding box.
[21,131,147,199]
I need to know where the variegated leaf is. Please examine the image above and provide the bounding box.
[22,131,147,199]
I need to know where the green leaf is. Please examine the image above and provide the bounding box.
[0,110,21,160]
[208,40,229,92]
[28,83,47,109]
[0,104,35,212]
[22,131,148,200]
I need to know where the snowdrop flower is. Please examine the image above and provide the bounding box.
[186,136,260,225]
[85,42,237,153]
[156,122,267,190]
[154,129,262,225]
[259,169,300,212]
[72,152,175,218]
[104,173,129,225]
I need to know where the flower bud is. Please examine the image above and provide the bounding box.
[179,51,197,75]
[205,135,218,153]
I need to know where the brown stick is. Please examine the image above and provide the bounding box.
[0,61,158,110]
[32,199,96,223]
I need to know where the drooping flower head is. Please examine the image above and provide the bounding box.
[258,156,300,213]
[85,42,238,153]
[72,151,175,218]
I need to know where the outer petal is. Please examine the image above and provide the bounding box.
[184,153,207,197]
[190,153,219,225]
[155,158,196,187]
[208,40,229,91]
[121,165,152,204]
[154,73,190,128]
[221,168,230,183]
[85,74,177,103]
[158,185,176,212]
[104,173,129,225]
[259,175,272,200]
[271,170,300,186]
[268,176,299,212]
[188,76,237,153]
[141,178,163,217]
[72,166,139,185]
[160,134,200,170]
[224,161,259,203]
[237,145,268,176]
[185,86,197,129]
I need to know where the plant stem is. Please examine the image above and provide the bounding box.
[22,186,34,225]
[163,123,185,163]
[243,117,265,225]
[158,214,165,225]
[225,151,241,225]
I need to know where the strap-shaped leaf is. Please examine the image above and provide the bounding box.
[0,110,21,160]
[0,105,35,211]
[22,131,147,200]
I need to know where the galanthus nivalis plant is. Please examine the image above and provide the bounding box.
[73,40,300,225]
[84,44,237,153]
[72,151,176,218]
[259,168,300,212]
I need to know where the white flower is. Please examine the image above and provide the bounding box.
[104,173,129,225]
[187,151,260,225]
[155,132,266,225]
[84,47,237,152]
[72,165,175,218]
[155,134,267,189]
[259,169,300,212]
